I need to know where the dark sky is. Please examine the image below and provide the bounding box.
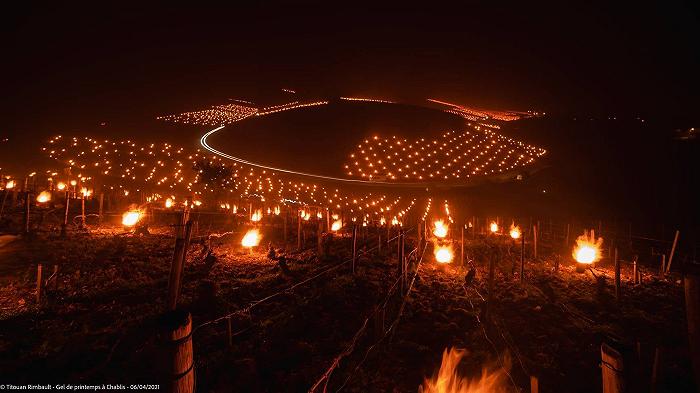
[2,2,698,131]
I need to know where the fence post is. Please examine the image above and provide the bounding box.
[352,224,357,274]
[162,310,195,393]
[36,264,43,304]
[533,224,538,259]
[601,343,624,393]
[666,230,680,273]
[61,192,70,237]
[167,219,193,310]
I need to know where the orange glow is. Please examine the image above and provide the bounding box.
[490,222,499,233]
[56,182,66,191]
[433,220,448,238]
[5,180,15,189]
[121,210,141,227]
[573,231,603,264]
[165,198,174,208]
[241,229,261,248]
[434,246,454,263]
[251,209,262,222]
[36,191,51,203]
[509,225,521,239]
[331,219,342,231]
[421,347,509,393]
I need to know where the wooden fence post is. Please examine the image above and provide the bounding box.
[36,264,42,304]
[167,219,193,310]
[601,343,624,393]
[666,230,680,274]
[530,376,539,393]
[61,192,70,237]
[163,310,195,393]
[352,224,358,274]
[533,224,538,259]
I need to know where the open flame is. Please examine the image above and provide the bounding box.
[241,229,261,248]
[36,191,51,203]
[380,217,386,226]
[573,231,603,264]
[433,220,448,238]
[509,225,521,239]
[420,348,510,393]
[434,246,454,264]
[489,222,499,233]
[392,216,400,226]
[56,182,66,191]
[122,210,142,227]
[5,180,15,189]
[165,198,174,208]
[274,206,281,215]
[251,209,262,222]
[331,219,342,231]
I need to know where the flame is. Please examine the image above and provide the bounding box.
[232,204,238,213]
[420,348,510,393]
[241,229,261,248]
[251,209,262,222]
[380,217,386,225]
[573,231,603,264]
[165,198,174,208]
[509,225,521,239]
[5,180,15,189]
[434,246,454,264]
[56,182,66,191]
[80,187,92,197]
[391,216,400,226]
[70,180,77,186]
[122,210,141,227]
[274,206,281,215]
[332,214,339,220]
[433,220,448,238]
[317,211,323,219]
[490,222,499,233]
[331,219,342,231]
[36,191,51,203]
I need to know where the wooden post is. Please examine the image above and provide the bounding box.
[684,269,700,390]
[61,192,70,237]
[461,226,465,266]
[601,343,624,393]
[80,197,85,229]
[378,234,382,253]
[297,210,302,250]
[651,347,660,393]
[352,224,358,274]
[326,208,330,232]
[36,264,42,304]
[614,248,621,301]
[520,232,525,283]
[98,193,104,223]
[163,310,195,393]
[632,256,638,285]
[167,220,193,310]
[533,224,538,259]
[530,376,539,393]
[317,220,323,257]
[666,230,680,274]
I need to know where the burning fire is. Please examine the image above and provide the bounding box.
[509,225,521,239]
[251,209,262,222]
[434,246,454,264]
[56,182,66,191]
[241,229,261,248]
[433,220,448,238]
[36,191,51,203]
[5,180,15,189]
[420,348,509,393]
[331,219,342,231]
[573,231,603,264]
[274,206,281,215]
[489,222,499,233]
[122,210,142,227]
[391,216,400,226]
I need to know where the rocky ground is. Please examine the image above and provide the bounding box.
[0,216,694,392]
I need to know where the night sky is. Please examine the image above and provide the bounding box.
[2,2,698,132]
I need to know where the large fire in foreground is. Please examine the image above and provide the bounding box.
[420,348,510,393]
[572,231,603,264]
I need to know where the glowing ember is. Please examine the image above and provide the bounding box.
[241,229,261,248]
[56,182,66,191]
[489,222,499,233]
[421,347,509,393]
[433,220,448,238]
[251,209,262,222]
[331,219,342,231]
[122,210,141,227]
[509,225,521,239]
[435,246,454,264]
[573,231,603,264]
[36,191,51,203]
